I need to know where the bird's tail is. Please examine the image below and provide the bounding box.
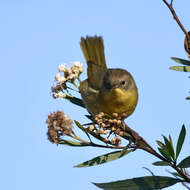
[80,36,107,68]
[80,36,107,90]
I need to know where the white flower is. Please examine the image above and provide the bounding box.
[56,91,66,98]
[58,64,66,72]
[55,73,61,81]
[57,76,66,83]
[73,61,82,67]
[72,61,83,73]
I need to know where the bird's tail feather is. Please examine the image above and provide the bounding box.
[80,36,107,68]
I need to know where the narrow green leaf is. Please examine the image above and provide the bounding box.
[93,176,181,190]
[177,156,190,168]
[120,145,131,157]
[162,135,175,160]
[176,125,186,159]
[171,57,190,66]
[158,148,172,161]
[169,66,190,72]
[74,120,91,141]
[66,96,85,108]
[74,150,132,167]
[58,139,88,146]
[152,161,170,166]
[169,135,174,151]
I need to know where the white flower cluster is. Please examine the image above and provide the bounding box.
[52,61,83,99]
[55,61,83,84]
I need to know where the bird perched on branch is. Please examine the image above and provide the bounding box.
[79,36,138,119]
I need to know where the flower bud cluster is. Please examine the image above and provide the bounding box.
[51,61,83,99]
[88,112,127,146]
[46,111,73,144]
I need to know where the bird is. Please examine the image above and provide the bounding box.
[79,35,138,119]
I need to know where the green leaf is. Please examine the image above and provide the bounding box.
[152,161,170,166]
[171,57,190,66]
[176,125,186,159]
[93,176,181,190]
[66,96,85,108]
[58,139,88,146]
[169,66,190,72]
[120,145,131,157]
[74,120,91,141]
[162,135,175,160]
[169,135,174,151]
[74,150,132,167]
[158,147,172,161]
[177,156,190,168]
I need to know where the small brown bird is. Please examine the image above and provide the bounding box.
[79,36,138,118]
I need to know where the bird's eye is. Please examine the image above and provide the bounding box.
[121,80,126,85]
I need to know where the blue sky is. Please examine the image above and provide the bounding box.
[0,0,190,190]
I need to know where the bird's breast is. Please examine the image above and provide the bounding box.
[99,88,138,116]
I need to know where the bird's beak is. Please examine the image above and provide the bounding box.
[111,84,118,90]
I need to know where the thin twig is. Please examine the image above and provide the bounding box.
[170,0,173,6]
[162,0,190,40]
[89,142,125,150]
[182,182,190,190]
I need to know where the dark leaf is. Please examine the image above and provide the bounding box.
[74,150,132,167]
[162,135,175,160]
[171,57,190,66]
[93,176,181,190]
[176,125,186,159]
[58,139,88,146]
[177,156,190,168]
[169,66,190,72]
[74,120,91,141]
[66,96,85,108]
[158,148,172,161]
[186,96,190,100]
[169,135,174,152]
[152,161,170,166]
